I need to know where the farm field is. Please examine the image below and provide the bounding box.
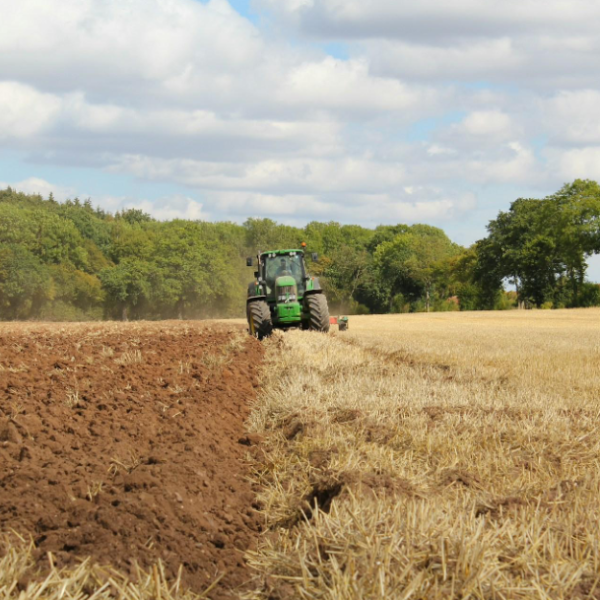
[0,321,264,599]
[247,308,600,599]
[1,309,599,600]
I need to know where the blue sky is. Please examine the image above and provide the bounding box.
[1,0,599,280]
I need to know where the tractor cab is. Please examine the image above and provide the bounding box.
[261,251,306,298]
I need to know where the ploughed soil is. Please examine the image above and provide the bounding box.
[0,321,264,598]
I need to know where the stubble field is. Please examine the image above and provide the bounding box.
[247,308,600,599]
[1,309,599,599]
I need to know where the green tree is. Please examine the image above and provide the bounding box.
[478,181,600,308]
[403,229,460,311]
[151,222,214,318]
[373,234,417,311]
[312,245,371,311]
[547,179,600,304]
[99,259,153,320]
[0,245,53,319]
[50,265,105,313]
[372,227,460,312]
[244,218,302,252]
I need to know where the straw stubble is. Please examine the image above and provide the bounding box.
[245,308,600,599]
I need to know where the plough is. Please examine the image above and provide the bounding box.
[329,315,349,331]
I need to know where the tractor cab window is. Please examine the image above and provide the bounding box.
[264,254,305,294]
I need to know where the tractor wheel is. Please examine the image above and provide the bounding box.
[305,293,330,332]
[247,300,273,340]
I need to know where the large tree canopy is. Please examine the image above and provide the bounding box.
[474,179,600,308]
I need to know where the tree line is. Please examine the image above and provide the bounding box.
[0,179,598,321]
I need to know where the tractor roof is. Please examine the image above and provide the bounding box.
[260,249,304,257]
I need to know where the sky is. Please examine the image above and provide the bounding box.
[1,0,600,280]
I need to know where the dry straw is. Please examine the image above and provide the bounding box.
[0,533,216,600]
[245,308,600,599]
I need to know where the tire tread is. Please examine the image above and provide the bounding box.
[247,300,273,340]
[305,294,330,332]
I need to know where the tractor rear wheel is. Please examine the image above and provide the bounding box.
[247,300,273,340]
[305,293,330,332]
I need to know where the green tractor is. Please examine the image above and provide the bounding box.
[246,247,330,339]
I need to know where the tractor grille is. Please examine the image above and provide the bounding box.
[277,285,297,303]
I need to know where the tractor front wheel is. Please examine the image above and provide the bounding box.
[305,293,330,332]
[247,300,273,340]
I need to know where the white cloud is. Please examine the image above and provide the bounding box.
[109,154,409,194]
[203,191,326,218]
[441,110,521,146]
[0,0,264,100]
[366,38,520,82]
[0,177,76,201]
[278,57,439,115]
[60,94,345,159]
[203,188,477,225]
[128,196,208,221]
[0,82,61,139]
[466,142,538,184]
[367,35,600,90]
[427,144,456,157]
[401,140,541,187]
[259,0,600,41]
[0,176,209,222]
[258,0,600,91]
[0,0,441,120]
[65,192,209,221]
[549,147,600,181]
[541,91,600,145]
[460,111,513,137]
